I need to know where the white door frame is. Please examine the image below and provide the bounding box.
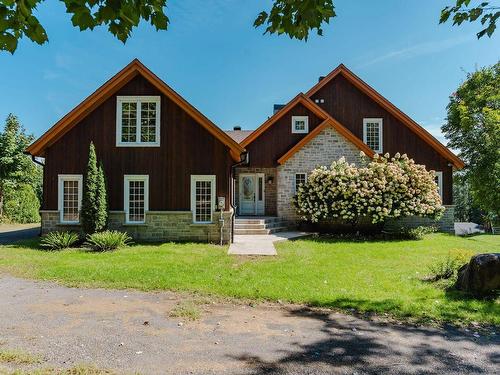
[239,173,265,215]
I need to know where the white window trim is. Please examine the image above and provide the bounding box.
[58,174,83,224]
[190,175,216,224]
[116,96,161,147]
[291,116,309,134]
[294,173,307,194]
[435,171,443,201]
[363,118,383,153]
[124,175,149,224]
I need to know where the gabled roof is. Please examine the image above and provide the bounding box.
[26,59,245,161]
[241,93,336,147]
[225,130,253,143]
[277,118,375,165]
[306,64,464,169]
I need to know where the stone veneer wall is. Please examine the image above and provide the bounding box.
[277,126,363,221]
[384,205,455,234]
[234,167,277,216]
[40,210,233,243]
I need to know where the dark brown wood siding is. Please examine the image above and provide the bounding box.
[246,103,324,167]
[42,75,234,211]
[310,75,453,204]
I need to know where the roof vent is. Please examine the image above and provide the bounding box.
[318,76,325,82]
[233,125,242,131]
[273,104,285,114]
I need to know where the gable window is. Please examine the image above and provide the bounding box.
[58,175,83,224]
[363,118,383,153]
[294,173,307,193]
[191,175,216,224]
[434,171,443,201]
[116,96,160,147]
[124,175,149,224]
[292,116,309,134]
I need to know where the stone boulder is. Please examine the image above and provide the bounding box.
[455,253,500,296]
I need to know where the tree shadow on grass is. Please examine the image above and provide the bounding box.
[298,233,455,245]
[309,295,499,328]
[230,305,498,374]
[0,238,41,250]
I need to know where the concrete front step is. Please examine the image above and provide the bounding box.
[234,216,293,235]
[234,226,289,235]
[235,219,281,225]
[234,222,288,230]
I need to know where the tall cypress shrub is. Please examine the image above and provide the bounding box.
[95,162,108,231]
[81,142,107,234]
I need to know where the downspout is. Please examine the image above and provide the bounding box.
[230,151,249,243]
[27,153,45,237]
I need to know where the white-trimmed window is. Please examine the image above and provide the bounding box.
[363,118,383,153]
[58,175,83,224]
[116,96,160,147]
[292,116,309,134]
[434,171,443,201]
[294,173,307,193]
[191,175,216,224]
[124,175,149,224]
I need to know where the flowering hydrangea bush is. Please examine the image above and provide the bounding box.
[293,153,445,224]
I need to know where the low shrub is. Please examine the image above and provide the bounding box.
[40,231,79,250]
[401,226,437,240]
[84,230,132,252]
[426,255,466,282]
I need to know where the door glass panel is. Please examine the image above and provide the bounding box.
[243,177,254,200]
[258,177,263,201]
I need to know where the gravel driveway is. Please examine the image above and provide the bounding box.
[0,276,498,374]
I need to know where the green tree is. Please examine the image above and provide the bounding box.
[440,1,500,38]
[0,113,41,220]
[453,172,484,223]
[442,62,500,221]
[95,162,108,231]
[4,184,40,223]
[2,1,497,54]
[81,142,98,234]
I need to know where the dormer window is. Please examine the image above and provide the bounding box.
[292,116,309,134]
[363,118,383,153]
[116,96,160,147]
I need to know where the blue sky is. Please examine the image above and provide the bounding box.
[1,0,498,144]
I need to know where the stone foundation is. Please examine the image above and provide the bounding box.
[40,210,233,243]
[383,205,455,234]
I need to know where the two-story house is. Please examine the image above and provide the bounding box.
[27,60,463,242]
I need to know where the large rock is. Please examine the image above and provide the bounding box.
[455,253,500,296]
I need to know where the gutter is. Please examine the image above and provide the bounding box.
[28,153,45,167]
[229,152,249,243]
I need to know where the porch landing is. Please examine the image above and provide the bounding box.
[228,231,311,256]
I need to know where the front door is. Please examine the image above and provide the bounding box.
[239,174,265,215]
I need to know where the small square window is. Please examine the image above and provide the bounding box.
[292,116,309,134]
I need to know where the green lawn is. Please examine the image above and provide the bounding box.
[0,233,498,325]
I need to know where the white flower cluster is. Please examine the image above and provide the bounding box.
[293,153,445,224]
